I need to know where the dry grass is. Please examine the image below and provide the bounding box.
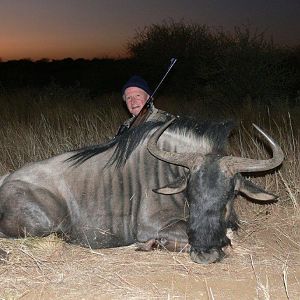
[0,88,299,299]
[0,89,127,171]
[1,204,299,299]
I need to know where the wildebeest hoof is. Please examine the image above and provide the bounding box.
[135,239,159,251]
[190,248,225,264]
[135,238,169,251]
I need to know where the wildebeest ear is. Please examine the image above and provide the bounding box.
[235,175,278,201]
[153,175,188,195]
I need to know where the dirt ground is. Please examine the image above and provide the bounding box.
[0,201,299,300]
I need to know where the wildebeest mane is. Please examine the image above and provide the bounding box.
[66,121,164,167]
[67,116,235,168]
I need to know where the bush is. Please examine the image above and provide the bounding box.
[127,20,300,104]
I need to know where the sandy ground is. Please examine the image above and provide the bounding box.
[0,201,299,300]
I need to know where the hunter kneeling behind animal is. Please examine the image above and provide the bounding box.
[0,75,284,264]
[116,75,172,135]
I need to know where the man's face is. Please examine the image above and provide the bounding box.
[123,87,149,116]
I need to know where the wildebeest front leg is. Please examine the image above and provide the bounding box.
[136,220,190,253]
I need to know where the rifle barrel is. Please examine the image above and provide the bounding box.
[129,58,177,128]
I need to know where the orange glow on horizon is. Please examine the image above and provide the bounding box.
[1,49,128,62]
[1,37,128,61]
[0,1,133,61]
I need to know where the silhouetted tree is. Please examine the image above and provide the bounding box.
[127,20,300,103]
[127,20,219,95]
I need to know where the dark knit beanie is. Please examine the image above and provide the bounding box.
[121,75,152,96]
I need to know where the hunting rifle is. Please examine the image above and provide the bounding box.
[129,58,177,128]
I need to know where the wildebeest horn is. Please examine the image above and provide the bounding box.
[147,117,204,169]
[148,119,284,175]
[219,124,284,174]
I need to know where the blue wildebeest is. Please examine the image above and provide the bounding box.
[0,116,283,264]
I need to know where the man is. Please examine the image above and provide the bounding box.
[117,75,172,135]
[122,75,151,117]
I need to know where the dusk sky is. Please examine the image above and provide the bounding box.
[1,0,300,61]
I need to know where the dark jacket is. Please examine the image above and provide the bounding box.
[116,106,173,136]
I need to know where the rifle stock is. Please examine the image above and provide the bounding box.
[129,98,153,128]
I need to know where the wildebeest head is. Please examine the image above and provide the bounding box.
[147,117,284,264]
